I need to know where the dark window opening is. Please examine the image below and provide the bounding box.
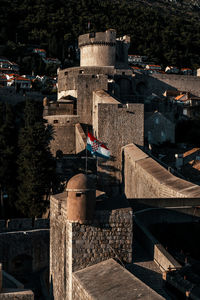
[89,32,95,38]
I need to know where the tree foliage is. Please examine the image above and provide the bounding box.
[0,100,55,218]
[0,103,18,216]
[1,0,200,69]
[16,100,55,217]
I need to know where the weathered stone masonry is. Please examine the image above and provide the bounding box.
[50,192,132,300]
[123,143,200,199]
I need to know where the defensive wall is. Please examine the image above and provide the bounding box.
[57,65,135,125]
[133,208,200,273]
[123,143,200,199]
[72,259,164,300]
[93,90,144,193]
[44,115,80,156]
[75,123,86,155]
[0,87,45,104]
[50,192,133,300]
[57,66,115,100]
[0,218,49,278]
[43,100,75,116]
[135,73,200,97]
[0,263,34,299]
[77,74,108,124]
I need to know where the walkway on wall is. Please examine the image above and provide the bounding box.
[126,240,172,299]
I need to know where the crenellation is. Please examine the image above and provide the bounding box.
[0,218,49,233]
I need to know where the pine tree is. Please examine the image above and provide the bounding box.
[16,100,55,217]
[0,103,17,218]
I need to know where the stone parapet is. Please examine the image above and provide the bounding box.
[0,289,34,299]
[72,259,164,300]
[50,192,133,300]
[75,123,86,154]
[78,29,116,48]
[0,218,49,233]
[123,143,200,199]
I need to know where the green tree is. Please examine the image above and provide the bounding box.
[16,100,55,217]
[0,103,17,218]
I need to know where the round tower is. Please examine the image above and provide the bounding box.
[66,173,96,224]
[78,29,116,67]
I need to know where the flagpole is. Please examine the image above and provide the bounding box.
[86,126,88,174]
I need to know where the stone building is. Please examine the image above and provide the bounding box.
[45,29,144,194]
[50,173,166,300]
[145,111,175,145]
[48,28,200,300]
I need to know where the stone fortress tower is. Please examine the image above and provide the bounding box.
[49,28,200,300]
[79,29,130,68]
[44,28,144,194]
[79,29,117,67]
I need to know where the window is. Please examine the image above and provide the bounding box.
[76,192,82,197]
[89,32,95,38]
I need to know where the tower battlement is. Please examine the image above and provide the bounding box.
[78,29,116,48]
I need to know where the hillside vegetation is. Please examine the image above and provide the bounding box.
[1,0,200,69]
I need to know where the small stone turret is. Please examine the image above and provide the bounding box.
[66,173,96,224]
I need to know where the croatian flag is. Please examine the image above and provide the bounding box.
[87,132,110,159]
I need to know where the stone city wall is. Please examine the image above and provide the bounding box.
[72,259,164,300]
[50,193,132,300]
[43,101,74,116]
[93,91,144,193]
[133,209,192,271]
[50,196,71,300]
[77,74,108,125]
[134,218,181,272]
[75,123,87,154]
[123,144,200,199]
[0,229,49,274]
[58,66,115,99]
[0,289,34,299]
[44,115,80,156]
[71,208,132,272]
[137,73,200,97]
[0,218,49,233]
[72,273,90,300]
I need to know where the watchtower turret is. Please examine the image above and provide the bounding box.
[66,173,96,224]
